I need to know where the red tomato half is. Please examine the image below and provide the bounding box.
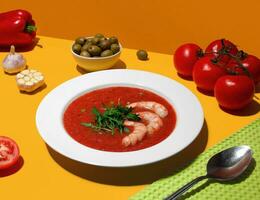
[228,55,260,84]
[174,43,203,77]
[193,56,227,91]
[214,75,255,110]
[0,136,20,170]
[205,39,238,65]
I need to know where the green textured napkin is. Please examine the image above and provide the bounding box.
[130,119,260,200]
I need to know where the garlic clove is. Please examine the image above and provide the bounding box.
[2,45,27,74]
[16,69,45,92]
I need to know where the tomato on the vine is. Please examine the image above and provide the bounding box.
[214,75,255,110]
[0,136,20,170]
[205,39,238,65]
[193,56,227,91]
[227,54,260,84]
[174,43,203,77]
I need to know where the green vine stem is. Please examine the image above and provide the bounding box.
[204,41,252,78]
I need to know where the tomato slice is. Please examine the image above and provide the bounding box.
[0,136,20,170]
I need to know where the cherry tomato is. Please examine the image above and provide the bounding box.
[0,136,20,170]
[205,39,238,65]
[227,55,260,84]
[174,43,203,77]
[214,75,255,110]
[193,56,227,91]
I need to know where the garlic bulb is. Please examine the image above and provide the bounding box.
[2,45,26,74]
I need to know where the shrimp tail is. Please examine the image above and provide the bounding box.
[122,121,147,147]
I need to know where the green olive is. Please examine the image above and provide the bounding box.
[91,37,100,45]
[81,43,92,51]
[86,38,93,44]
[137,50,148,60]
[88,45,102,56]
[101,50,113,57]
[95,33,104,38]
[80,50,91,57]
[72,43,82,54]
[110,43,120,54]
[109,36,118,44]
[75,37,86,45]
[74,35,121,57]
[99,40,111,50]
[99,37,107,43]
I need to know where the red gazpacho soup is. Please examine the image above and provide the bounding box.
[63,86,176,152]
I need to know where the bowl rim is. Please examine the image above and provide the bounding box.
[71,36,122,60]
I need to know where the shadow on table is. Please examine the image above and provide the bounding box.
[220,100,260,116]
[178,158,256,200]
[0,156,24,177]
[76,59,127,75]
[46,120,208,186]
[19,83,47,95]
[0,37,41,52]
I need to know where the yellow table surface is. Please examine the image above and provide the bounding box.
[0,36,259,200]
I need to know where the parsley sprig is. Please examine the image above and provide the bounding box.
[81,104,140,135]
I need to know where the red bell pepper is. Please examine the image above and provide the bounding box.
[0,9,37,49]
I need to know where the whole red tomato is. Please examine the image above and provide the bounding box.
[193,56,227,91]
[214,75,255,110]
[174,43,203,77]
[227,54,260,84]
[205,39,238,65]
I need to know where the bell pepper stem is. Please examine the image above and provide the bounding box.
[25,24,37,33]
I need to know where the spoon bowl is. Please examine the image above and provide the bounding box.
[207,145,253,181]
[165,145,253,200]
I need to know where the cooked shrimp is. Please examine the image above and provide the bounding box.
[137,111,163,134]
[128,101,168,118]
[122,120,147,147]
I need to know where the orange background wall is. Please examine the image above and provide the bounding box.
[1,0,260,55]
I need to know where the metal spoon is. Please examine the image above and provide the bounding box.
[165,145,253,200]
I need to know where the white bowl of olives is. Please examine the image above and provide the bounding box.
[71,34,122,71]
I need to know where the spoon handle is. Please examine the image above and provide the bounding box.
[164,175,208,200]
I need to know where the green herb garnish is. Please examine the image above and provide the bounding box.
[81,104,140,135]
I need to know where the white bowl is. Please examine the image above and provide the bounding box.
[36,69,204,167]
